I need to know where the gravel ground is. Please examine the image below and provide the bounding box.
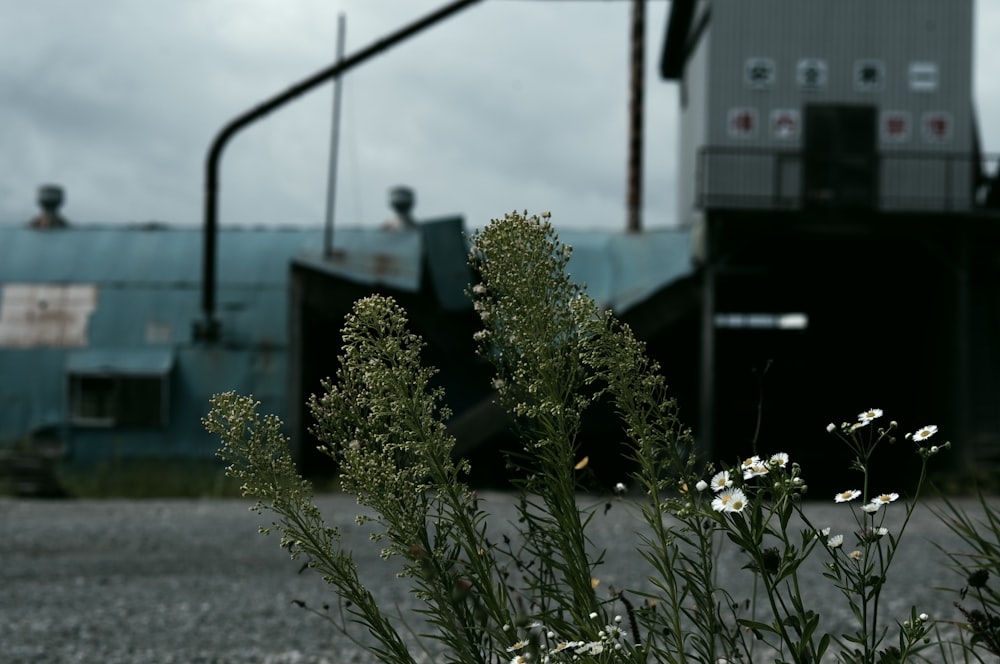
[1,493,993,663]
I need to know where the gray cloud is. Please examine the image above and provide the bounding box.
[0,0,994,232]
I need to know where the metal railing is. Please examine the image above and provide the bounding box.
[695,147,998,213]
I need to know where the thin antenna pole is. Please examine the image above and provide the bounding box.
[324,13,347,258]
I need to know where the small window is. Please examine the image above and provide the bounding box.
[72,376,116,424]
[67,349,172,428]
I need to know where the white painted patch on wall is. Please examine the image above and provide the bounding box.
[0,284,98,347]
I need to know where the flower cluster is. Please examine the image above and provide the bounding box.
[831,488,899,512]
[904,422,953,458]
[696,451,801,514]
[823,481,902,557]
[503,613,631,664]
[208,210,961,664]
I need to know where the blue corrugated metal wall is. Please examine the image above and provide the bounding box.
[0,225,318,464]
[0,222,693,468]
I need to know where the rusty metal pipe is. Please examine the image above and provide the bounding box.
[198,0,482,340]
[626,0,645,233]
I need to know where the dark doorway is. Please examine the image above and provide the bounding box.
[803,104,878,209]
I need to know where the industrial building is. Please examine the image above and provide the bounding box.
[3,0,1000,494]
[662,0,1000,483]
[0,187,693,491]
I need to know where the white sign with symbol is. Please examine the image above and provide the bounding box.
[744,58,776,89]
[854,59,885,92]
[770,109,800,140]
[796,58,828,90]
[909,62,939,93]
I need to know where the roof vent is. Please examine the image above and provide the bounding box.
[30,184,69,229]
[385,185,417,230]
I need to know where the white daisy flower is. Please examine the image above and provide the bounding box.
[871,492,899,506]
[550,641,583,654]
[575,641,604,655]
[827,534,844,549]
[710,470,733,492]
[769,452,789,468]
[834,489,861,503]
[726,489,748,513]
[912,425,938,442]
[858,408,884,423]
[712,488,747,513]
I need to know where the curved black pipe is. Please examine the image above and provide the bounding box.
[197,0,482,341]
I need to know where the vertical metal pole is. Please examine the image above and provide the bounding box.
[699,260,716,460]
[956,218,972,470]
[626,0,645,232]
[324,14,346,258]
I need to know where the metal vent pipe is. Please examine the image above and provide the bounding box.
[197,0,482,341]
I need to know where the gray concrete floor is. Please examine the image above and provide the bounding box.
[1,493,993,663]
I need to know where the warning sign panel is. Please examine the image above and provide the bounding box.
[744,58,776,89]
[909,62,939,93]
[922,111,952,143]
[881,111,912,143]
[796,58,828,90]
[770,109,800,140]
[727,107,758,139]
[854,59,885,92]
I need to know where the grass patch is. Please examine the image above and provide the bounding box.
[55,457,245,498]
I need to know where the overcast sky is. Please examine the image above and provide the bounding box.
[2,0,998,232]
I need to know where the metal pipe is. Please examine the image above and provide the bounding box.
[626,0,645,233]
[198,0,482,340]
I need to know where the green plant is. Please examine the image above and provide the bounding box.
[54,457,241,498]
[932,490,1000,660]
[207,210,957,663]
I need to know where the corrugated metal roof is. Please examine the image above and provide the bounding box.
[293,223,695,314]
[0,225,319,285]
[0,221,694,451]
[0,223,694,331]
[558,228,694,313]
